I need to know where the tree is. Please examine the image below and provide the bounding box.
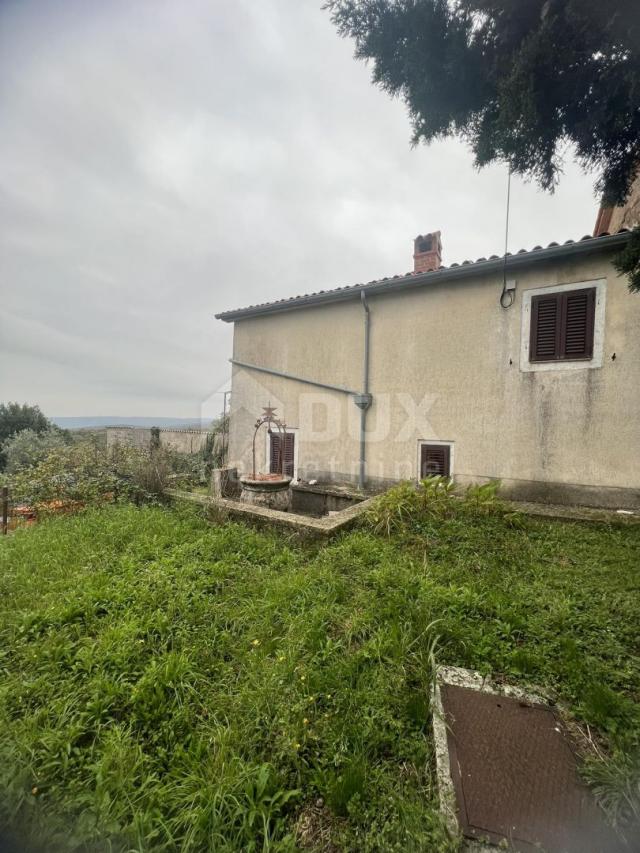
[0,403,54,470]
[327,0,640,289]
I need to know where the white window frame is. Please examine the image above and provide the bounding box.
[520,278,607,372]
[265,427,299,480]
[416,439,454,481]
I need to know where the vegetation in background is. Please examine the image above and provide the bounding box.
[1,425,225,511]
[1,428,71,475]
[168,431,225,488]
[0,501,638,850]
[327,0,640,290]
[615,226,640,292]
[0,402,63,471]
[5,442,173,511]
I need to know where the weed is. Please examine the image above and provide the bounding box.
[583,750,640,845]
[365,476,509,536]
[0,502,638,850]
[324,759,367,817]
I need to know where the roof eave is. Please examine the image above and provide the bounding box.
[215,230,631,322]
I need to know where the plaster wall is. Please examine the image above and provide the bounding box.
[227,250,640,508]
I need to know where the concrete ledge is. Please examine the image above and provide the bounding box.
[170,488,640,537]
[291,482,366,501]
[168,489,376,538]
[505,499,640,525]
[497,478,640,511]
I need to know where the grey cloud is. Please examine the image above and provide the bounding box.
[0,0,600,417]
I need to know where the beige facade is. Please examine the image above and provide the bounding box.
[222,241,640,509]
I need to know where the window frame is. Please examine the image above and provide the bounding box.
[520,279,606,373]
[417,440,454,480]
[265,428,298,480]
[529,287,596,363]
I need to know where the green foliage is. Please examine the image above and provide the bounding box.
[614,224,640,292]
[2,428,70,474]
[0,402,54,470]
[201,431,224,480]
[0,505,638,849]
[6,442,173,510]
[150,426,161,452]
[365,476,457,535]
[461,480,503,513]
[365,476,507,535]
[327,2,640,205]
[324,758,367,817]
[159,433,223,489]
[583,749,640,842]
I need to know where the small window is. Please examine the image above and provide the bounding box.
[269,432,295,478]
[420,443,450,478]
[530,288,596,362]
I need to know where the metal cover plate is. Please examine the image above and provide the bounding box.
[441,683,625,852]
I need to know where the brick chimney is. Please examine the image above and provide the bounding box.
[413,231,442,273]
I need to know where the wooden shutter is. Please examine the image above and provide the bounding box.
[269,433,295,478]
[530,293,561,361]
[562,288,595,359]
[420,444,451,478]
[269,434,279,474]
[530,288,596,361]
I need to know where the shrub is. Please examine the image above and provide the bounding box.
[183,432,224,484]
[365,476,508,536]
[112,443,174,501]
[364,477,454,536]
[2,428,70,474]
[7,442,174,512]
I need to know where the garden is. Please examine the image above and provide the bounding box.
[0,476,638,851]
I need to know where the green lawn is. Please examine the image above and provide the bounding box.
[0,503,638,851]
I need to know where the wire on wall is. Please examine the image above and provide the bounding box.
[500,166,515,309]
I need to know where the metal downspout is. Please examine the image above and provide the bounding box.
[359,291,371,490]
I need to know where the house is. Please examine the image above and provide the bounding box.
[216,218,640,510]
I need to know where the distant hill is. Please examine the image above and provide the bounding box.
[52,417,211,431]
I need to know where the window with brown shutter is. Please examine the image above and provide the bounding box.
[269,432,295,478]
[530,288,596,362]
[420,443,451,478]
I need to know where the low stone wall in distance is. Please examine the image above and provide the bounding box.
[106,426,219,455]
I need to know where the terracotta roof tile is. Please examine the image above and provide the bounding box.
[216,229,631,321]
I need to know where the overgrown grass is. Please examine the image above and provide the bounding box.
[0,501,638,851]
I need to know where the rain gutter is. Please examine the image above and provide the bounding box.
[215,231,631,322]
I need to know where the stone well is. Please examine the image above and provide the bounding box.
[239,476,292,511]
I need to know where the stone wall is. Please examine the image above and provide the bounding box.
[106,426,220,455]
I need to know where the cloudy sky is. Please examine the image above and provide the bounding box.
[1,0,601,418]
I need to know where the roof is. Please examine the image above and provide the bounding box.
[215,229,632,322]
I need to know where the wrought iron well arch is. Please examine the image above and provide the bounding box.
[251,404,288,479]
